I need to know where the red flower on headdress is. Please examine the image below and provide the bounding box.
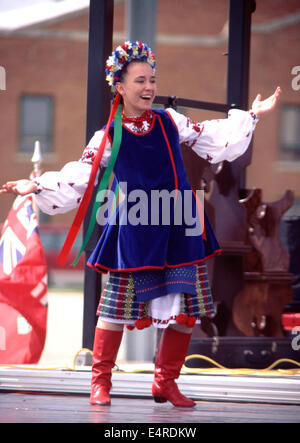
[119,55,127,64]
[105,42,156,86]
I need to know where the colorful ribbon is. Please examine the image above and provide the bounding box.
[56,93,122,267]
[72,103,122,265]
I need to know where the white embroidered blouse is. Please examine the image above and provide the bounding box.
[34,108,258,215]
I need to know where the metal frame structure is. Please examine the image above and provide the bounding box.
[82,0,114,349]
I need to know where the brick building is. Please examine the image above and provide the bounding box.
[0,0,299,229]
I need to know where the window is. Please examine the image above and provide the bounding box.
[280,104,300,161]
[19,95,54,153]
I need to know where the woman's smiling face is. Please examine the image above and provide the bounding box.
[116,61,157,117]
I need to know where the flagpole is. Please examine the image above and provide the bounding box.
[31,140,42,179]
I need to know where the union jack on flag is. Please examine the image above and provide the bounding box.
[0,195,39,276]
[0,195,48,364]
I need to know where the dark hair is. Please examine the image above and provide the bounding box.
[118,59,151,83]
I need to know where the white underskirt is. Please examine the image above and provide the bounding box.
[98,292,200,329]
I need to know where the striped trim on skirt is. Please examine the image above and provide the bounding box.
[97,261,215,329]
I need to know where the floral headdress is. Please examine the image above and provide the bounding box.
[105,41,156,87]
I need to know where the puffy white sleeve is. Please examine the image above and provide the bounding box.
[34,130,112,215]
[166,107,258,164]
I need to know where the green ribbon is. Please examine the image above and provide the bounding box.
[72,103,123,265]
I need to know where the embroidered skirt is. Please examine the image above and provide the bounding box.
[97,261,215,329]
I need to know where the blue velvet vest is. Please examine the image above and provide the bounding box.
[88,109,220,273]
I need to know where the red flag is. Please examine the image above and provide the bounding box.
[0,195,48,364]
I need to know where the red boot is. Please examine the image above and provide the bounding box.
[90,327,123,405]
[152,327,196,407]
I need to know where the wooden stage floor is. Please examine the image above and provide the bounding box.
[0,391,300,424]
[1,364,300,424]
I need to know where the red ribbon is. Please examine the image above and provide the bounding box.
[57,93,121,267]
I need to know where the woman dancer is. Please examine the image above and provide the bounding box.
[1,41,281,407]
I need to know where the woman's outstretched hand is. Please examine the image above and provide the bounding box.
[251,86,281,117]
[0,180,38,196]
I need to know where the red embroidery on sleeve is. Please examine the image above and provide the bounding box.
[80,149,96,164]
[186,117,204,135]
